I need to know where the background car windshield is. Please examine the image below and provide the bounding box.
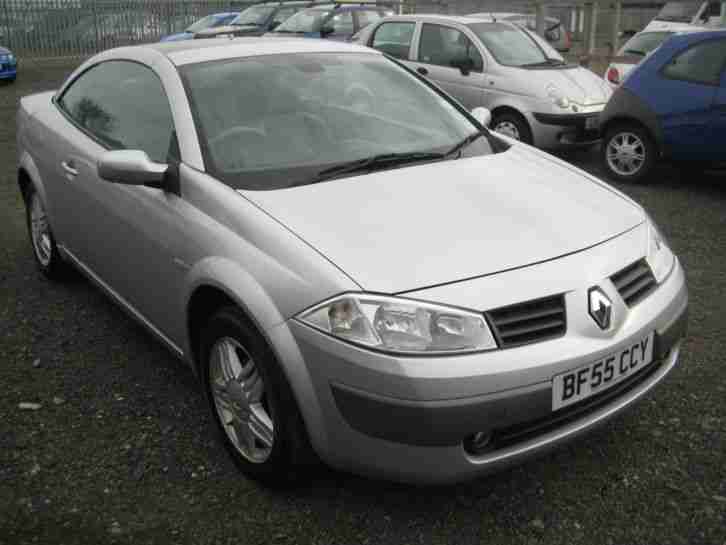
[618,32,673,56]
[275,9,330,33]
[655,2,701,22]
[180,53,485,190]
[186,15,222,33]
[233,6,275,26]
[467,23,549,66]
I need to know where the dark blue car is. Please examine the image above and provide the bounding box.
[0,46,17,82]
[600,30,726,182]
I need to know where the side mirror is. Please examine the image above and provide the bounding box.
[98,150,168,188]
[320,25,335,37]
[269,20,281,30]
[471,107,492,128]
[450,56,474,76]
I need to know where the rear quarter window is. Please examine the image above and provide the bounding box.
[661,38,726,85]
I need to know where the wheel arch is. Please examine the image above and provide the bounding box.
[489,105,533,142]
[601,116,661,157]
[17,151,48,207]
[183,259,328,456]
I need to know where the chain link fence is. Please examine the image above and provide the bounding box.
[0,0,255,59]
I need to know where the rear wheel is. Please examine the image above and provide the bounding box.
[602,124,657,183]
[24,186,68,279]
[199,306,314,485]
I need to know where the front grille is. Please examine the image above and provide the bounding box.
[487,295,566,349]
[611,259,657,307]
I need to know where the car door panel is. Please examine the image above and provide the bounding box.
[710,71,726,158]
[410,23,486,110]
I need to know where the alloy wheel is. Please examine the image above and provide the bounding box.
[209,337,275,464]
[493,121,521,140]
[29,193,52,267]
[606,132,646,177]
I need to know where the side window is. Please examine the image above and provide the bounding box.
[356,10,382,31]
[59,61,176,163]
[326,11,354,35]
[662,39,726,86]
[371,21,415,60]
[418,24,483,72]
[272,7,297,26]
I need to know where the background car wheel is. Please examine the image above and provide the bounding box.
[491,112,533,145]
[602,124,656,183]
[199,306,314,485]
[24,185,68,279]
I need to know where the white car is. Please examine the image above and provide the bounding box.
[643,1,724,32]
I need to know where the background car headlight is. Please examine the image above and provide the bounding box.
[298,294,497,354]
[647,216,675,283]
[546,84,571,109]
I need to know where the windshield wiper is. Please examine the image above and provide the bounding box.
[623,48,646,57]
[523,57,566,67]
[444,130,489,158]
[310,151,447,183]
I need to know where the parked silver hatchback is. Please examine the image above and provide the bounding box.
[354,15,612,149]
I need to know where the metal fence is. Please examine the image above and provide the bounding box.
[0,0,255,59]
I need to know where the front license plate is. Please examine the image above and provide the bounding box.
[551,331,655,411]
[585,116,600,130]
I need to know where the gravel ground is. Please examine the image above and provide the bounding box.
[1,61,725,545]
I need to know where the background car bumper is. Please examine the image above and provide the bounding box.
[528,111,603,149]
[279,254,688,484]
[0,66,17,80]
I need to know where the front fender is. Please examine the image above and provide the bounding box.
[18,151,50,216]
[183,257,327,455]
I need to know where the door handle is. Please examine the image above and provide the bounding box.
[417,66,428,76]
[61,160,78,178]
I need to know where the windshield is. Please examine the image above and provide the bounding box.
[618,31,674,56]
[654,2,702,22]
[274,9,331,33]
[180,53,491,190]
[232,6,275,26]
[186,15,224,33]
[467,22,556,67]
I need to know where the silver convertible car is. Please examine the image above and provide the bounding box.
[17,39,688,484]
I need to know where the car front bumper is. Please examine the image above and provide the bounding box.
[274,245,687,484]
[528,110,603,149]
[0,64,17,80]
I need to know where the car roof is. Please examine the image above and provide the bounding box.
[391,13,519,25]
[144,37,376,65]
[667,28,726,45]
[467,12,560,22]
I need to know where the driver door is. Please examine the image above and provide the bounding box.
[53,60,192,341]
[409,23,486,110]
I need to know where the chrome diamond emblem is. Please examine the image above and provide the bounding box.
[588,287,612,330]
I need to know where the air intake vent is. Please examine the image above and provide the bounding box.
[487,295,566,349]
[611,259,657,307]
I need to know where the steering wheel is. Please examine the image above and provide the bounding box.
[208,126,266,171]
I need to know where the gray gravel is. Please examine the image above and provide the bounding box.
[1,60,725,545]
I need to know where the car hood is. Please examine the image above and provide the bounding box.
[241,146,644,293]
[543,66,612,105]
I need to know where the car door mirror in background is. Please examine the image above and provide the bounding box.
[269,21,281,30]
[451,56,475,76]
[471,107,492,127]
[98,150,168,189]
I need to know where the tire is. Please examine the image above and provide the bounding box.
[601,124,657,184]
[491,111,533,145]
[24,185,68,280]
[199,306,314,485]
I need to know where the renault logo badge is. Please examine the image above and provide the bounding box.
[588,287,612,330]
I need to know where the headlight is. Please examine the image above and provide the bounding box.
[647,216,675,283]
[546,84,571,109]
[298,294,497,354]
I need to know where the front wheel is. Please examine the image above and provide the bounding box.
[601,125,657,183]
[491,112,533,145]
[199,307,314,484]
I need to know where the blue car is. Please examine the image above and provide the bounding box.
[0,46,17,82]
[600,30,726,182]
[160,12,238,42]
